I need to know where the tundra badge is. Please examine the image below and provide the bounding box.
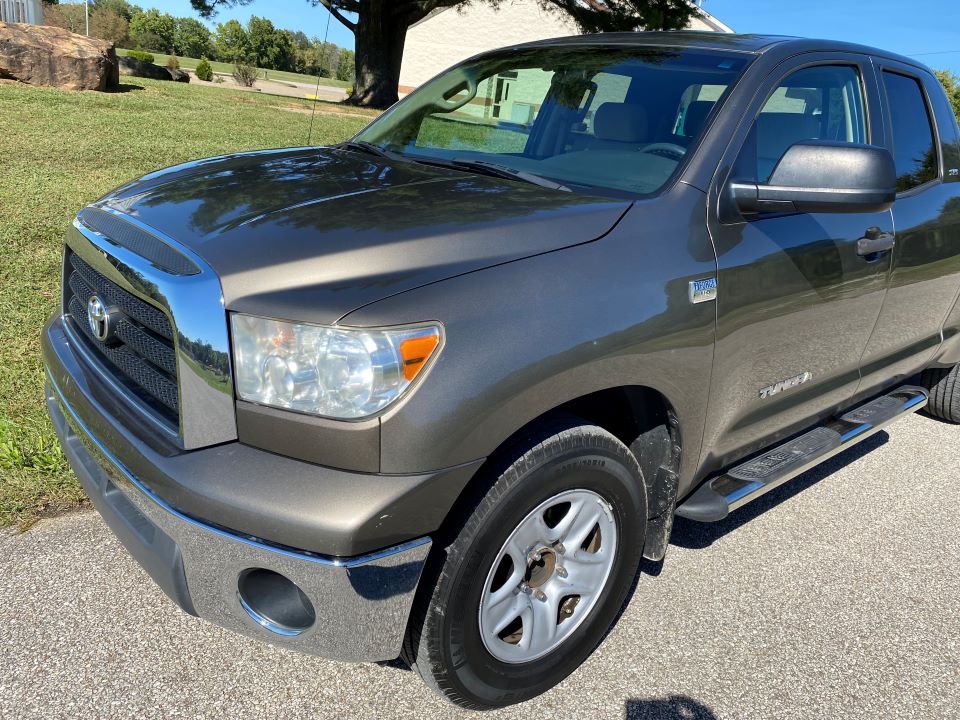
[759,371,813,399]
[689,277,718,304]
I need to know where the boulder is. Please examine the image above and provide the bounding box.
[167,67,190,83]
[118,56,190,83]
[0,21,118,91]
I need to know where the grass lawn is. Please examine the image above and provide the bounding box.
[0,77,378,528]
[116,48,353,89]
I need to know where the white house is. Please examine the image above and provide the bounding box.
[399,0,733,92]
[0,0,43,24]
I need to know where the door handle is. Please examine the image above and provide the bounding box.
[857,227,895,257]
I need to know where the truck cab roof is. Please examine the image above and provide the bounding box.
[512,31,930,75]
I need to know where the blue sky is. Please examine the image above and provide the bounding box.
[704,0,960,74]
[146,0,960,74]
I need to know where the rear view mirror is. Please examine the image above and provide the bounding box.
[730,141,897,216]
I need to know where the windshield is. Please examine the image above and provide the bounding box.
[354,46,749,196]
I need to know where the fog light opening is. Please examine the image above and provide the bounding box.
[237,568,316,637]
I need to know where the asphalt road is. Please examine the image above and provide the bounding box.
[2,412,958,719]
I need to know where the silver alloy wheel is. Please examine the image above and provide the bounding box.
[478,489,618,663]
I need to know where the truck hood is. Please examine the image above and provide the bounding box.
[94,147,631,324]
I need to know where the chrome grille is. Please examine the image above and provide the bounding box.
[64,249,180,423]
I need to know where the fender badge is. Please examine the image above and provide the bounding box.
[759,371,812,399]
[689,277,718,304]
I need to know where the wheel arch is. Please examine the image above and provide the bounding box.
[441,384,683,539]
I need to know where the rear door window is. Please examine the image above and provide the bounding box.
[882,71,940,192]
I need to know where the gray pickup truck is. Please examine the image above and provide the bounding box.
[43,32,960,709]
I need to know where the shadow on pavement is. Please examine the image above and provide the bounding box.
[670,431,889,551]
[625,695,719,719]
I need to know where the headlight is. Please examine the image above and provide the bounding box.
[230,314,442,419]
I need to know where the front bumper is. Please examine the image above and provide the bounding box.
[42,312,445,662]
[47,377,431,661]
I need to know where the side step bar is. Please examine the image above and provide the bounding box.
[676,386,928,522]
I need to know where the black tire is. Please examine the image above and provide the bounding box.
[402,419,647,710]
[920,365,960,423]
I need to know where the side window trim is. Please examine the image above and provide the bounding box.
[877,63,943,196]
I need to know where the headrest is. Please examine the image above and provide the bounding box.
[756,112,822,154]
[682,100,715,138]
[594,103,648,143]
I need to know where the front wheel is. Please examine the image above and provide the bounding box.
[403,421,647,709]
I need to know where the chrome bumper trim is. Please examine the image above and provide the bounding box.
[47,370,432,661]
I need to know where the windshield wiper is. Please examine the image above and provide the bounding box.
[411,156,570,192]
[450,158,571,192]
[335,140,391,158]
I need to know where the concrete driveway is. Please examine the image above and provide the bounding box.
[1,412,958,719]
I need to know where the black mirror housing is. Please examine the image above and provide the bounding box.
[731,141,897,216]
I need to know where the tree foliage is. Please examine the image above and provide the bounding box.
[213,18,249,62]
[92,0,140,22]
[936,69,960,124]
[42,3,86,34]
[336,47,354,82]
[90,6,130,44]
[174,17,213,58]
[129,8,176,53]
[188,0,699,107]
[245,16,296,71]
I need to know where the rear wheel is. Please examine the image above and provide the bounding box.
[403,421,647,709]
[920,364,960,423]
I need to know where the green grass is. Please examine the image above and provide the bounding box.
[116,48,353,89]
[0,77,378,528]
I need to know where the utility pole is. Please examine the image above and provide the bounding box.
[85,0,90,36]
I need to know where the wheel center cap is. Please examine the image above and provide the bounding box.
[525,548,556,588]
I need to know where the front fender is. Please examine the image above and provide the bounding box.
[342,186,717,496]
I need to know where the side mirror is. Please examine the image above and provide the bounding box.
[730,141,897,216]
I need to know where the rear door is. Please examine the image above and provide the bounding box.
[856,61,960,396]
[700,54,893,472]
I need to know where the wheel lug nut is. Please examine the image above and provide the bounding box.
[534,590,547,602]
[556,566,567,578]
[555,543,565,554]
[519,582,531,594]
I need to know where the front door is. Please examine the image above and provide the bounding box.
[700,56,893,473]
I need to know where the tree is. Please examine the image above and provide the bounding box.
[90,6,130,45]
[289,30,310,51]
[936,69,960,124]
[129,8,177,53]
[92,0,141,22]
[43,3,86,34]
[214,18,249,62]
[304,39,339,76]
[336,47,354,83]
[175,17,213,58]
[246,16,296,71]
[189,0,699,108]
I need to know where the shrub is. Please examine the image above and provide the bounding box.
[232,62,257,87]
[126,49,155,63]
[195,57,214,82]
[166,54,180,70]
[213,75,225,84]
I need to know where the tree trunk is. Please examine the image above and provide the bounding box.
[348,3,408,109]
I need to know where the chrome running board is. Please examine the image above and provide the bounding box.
[676,386,928,522]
